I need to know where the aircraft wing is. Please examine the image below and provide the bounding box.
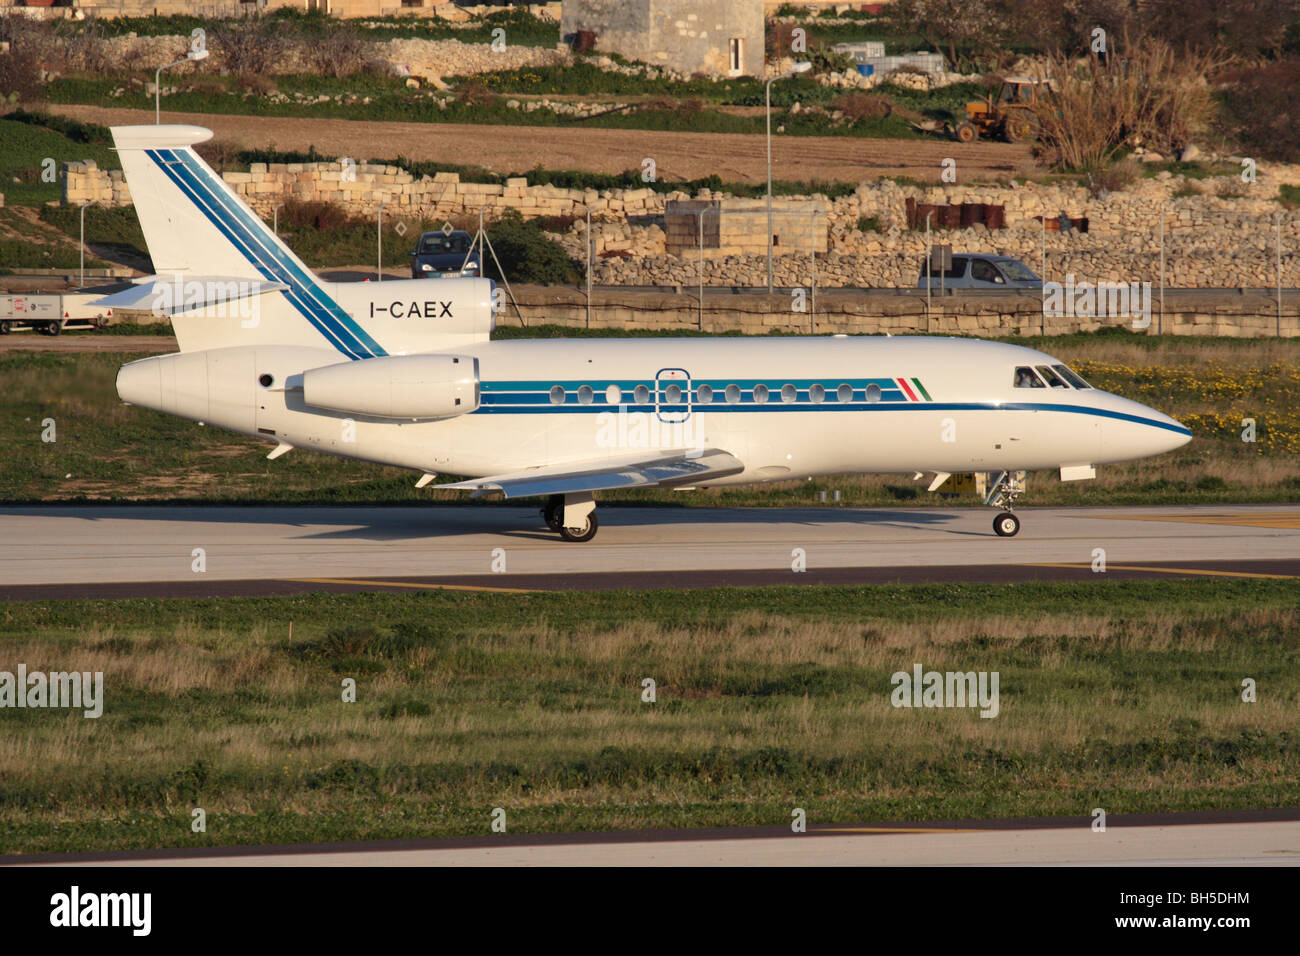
[440,448,745,499]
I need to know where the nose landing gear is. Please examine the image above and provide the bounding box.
[985,470,1026,538]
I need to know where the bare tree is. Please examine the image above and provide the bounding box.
[210,15,294,79]
[1034,38,1225,172]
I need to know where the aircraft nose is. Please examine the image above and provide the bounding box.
[1097,394,1192,461]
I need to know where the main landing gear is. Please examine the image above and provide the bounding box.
[542,493,599,542]
[985,470,1026,538]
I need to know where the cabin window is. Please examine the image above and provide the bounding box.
[549,385,566,404]
[1053,364,1091,388]
[634,384,650,404]
[837,383,853,403]
[605,385,622,404]
[1014,366,1046,388]
[1036,366,1068,388]
[780,384,797,403]
[809,384,826,403]
[577,385,594,404]
[753,384,770,404]
[664,384,683,404]
[864,383,882,403]
[697,384,714,404]
[725,384,741,404]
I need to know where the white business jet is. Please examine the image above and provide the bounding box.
[106,125,1191,541]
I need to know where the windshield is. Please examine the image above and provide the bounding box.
[998,259,1039,282]
[419,234,470,255]
[1052,364,1092,388]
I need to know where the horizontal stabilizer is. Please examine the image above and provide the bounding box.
[90,276,289,314]
[441,448,745,499]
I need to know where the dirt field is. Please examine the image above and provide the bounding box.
[50,105,1037,185]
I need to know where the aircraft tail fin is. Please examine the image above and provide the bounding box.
[108,125,390,359]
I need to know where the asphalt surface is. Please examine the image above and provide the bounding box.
[12,808,1299,867]
[1,504,1298,599]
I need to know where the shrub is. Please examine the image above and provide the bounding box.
[210,15,294,78]
[1217,58,1300,164]
[485,209,580,285]
[857,215,883,232]
[832,92,893,122]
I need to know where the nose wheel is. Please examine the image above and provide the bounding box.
[984,470,1026,538]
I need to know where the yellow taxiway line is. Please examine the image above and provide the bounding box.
[1087,512,1300,530]
[290,577,539,594]
[1029,563,1299,580]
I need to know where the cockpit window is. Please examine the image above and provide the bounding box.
[1036,365,1068,388]
[1052,364,1092,389]
[1014,366,1045,388]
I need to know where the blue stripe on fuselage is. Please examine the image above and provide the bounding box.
[147,149,387,360]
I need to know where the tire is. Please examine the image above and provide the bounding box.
[1004,114,1038,143]
[47,321,62,336]
[542,495,563,531]
[993,513,1021,537]
[0,321,10,335]
[559,511,598,542]
[955,121,978,143]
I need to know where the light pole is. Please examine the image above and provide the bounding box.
[79,201,91,289]
[272,202,285,237]
[155,47,209,124]
[377,202,388,282]
[925,210,935,331]
[697,205,715,332]
[766,60,812,295]
[1159,210,1166,334]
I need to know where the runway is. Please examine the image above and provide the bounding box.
[2,504,1299,598]
[12,809,1300,867]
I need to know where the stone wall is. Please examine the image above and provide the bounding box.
[64,157,1300,288]
[512,287,1300,338]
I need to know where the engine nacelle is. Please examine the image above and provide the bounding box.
[303,354,479,420]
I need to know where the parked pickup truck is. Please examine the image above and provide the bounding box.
[917,254,1042,290]
[0,292,113,335]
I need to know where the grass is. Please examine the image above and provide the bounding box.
[0,115,118,205]
[3,330,1298,506]
[0,580,1296,854]
[43,73,924,140]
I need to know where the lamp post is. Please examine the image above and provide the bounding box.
[155,47,209,124]
[79,201,91,289]
[697,205,715,332]
[925,210,935,331]
[272,202,285,237]
[377,202,389,282]
[766,60,812,295]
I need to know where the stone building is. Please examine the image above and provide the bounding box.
[665,198,828,257]
[561,0,764,76]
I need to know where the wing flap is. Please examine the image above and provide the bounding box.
[441,448,745,499]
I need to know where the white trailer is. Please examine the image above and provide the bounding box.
[0,292,113,335]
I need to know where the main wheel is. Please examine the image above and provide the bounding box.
[993,513,1021,537]
[542,495,564,531]
[559,512,598,542]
